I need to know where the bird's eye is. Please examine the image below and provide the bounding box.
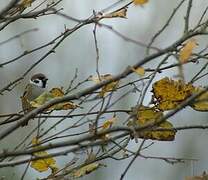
[33,79,40,83]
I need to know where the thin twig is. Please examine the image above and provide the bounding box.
[120,140,145,180]
[184,0,193,34]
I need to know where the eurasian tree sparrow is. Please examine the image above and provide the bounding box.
[21,73,48,126]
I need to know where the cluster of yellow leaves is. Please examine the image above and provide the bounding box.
[152,77,208,111]
[152,77,194,111]
[179,39,198,63]
[30,88,79,111]
[133,0,148,5]
[129,106,176,141]
[89,74,119,97]
[72,163,101,178]
[30,138,58,173]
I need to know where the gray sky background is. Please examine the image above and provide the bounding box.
[0,0,208,179]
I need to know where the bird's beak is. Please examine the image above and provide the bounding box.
[43,78,48,83]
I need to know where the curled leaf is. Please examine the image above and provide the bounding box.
[131,66,145,76]
[179,39,198,63]
[103,8,127,19]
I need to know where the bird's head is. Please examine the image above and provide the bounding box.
[30,73,48,88]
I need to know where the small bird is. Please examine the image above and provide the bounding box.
[21,73,48,126]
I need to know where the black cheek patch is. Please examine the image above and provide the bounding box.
[42,81,47,88]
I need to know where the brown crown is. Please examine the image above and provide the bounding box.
[31,73,48,81]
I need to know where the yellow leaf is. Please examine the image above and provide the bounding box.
[19,0,32,8]
[30,92,53,108]
[89,74,112,83]
[30,88,79,111]
[49,88,79,110]
[101,117,117,140]
[88,76,101,83]
[104,8,127,19]
[152,78,208,112]
[152,77,194,111]
[133,0,148,5]
[179,39,198,63]
[72,163,101,178]
[102,117,117,129]
[31,137,40,145]
[50,87,64,97]
[89,74,119,97]
[31,137,58,173]
[190,88,208,111]
[131,66,145,76]
[99,81,119,97]
[134,106,176,141]
[52,101,79,110]
[31,151,58,173]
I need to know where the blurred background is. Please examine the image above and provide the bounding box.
[0,0,208,179]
